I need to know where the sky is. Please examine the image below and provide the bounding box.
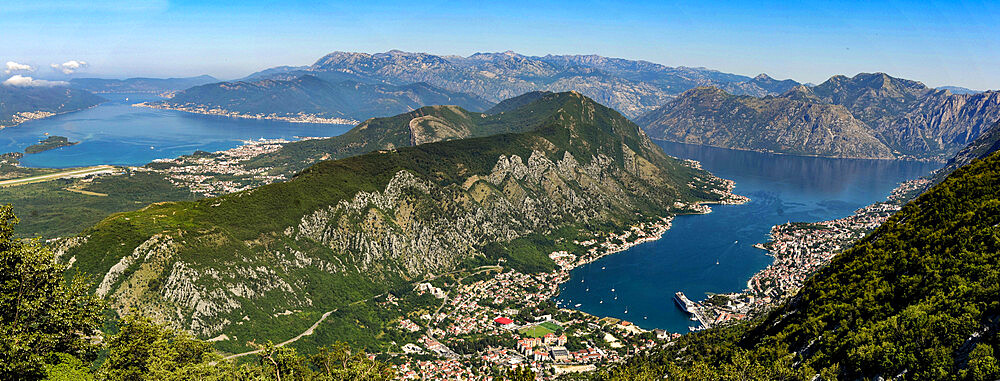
[2,0,998,89]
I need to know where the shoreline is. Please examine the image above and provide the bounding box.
[133,102,359,125]
[651,137,948,163]
[549,173,750,331]
[682,177,934,331]
[0,102,105,130]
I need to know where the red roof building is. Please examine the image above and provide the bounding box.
[494,317,514,325]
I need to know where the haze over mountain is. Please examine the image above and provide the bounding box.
[640,73,1000,160]
[59,92,734,350]
[241,50,800,118]
[154,74,493,122]
[69,75,219,94]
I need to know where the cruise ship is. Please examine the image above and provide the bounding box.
[674,291,696,314]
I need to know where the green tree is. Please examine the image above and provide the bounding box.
[102,314,219,380]
[505,366,536,381]
[0,204,104,380]
[309,343,395,380]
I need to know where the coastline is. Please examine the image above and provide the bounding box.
[681,177,934,331]
[133,102,359,125]
[549,172,750,326]
[651,137,948,163]
[0,102,105,130]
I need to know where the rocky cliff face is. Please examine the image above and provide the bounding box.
[639,73,1000,160]
[931,119,1000,183]
[636,87,895,159]
[63,92,732,343]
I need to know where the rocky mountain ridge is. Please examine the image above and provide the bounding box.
[247,50,799,118]
[639,72,1000,160]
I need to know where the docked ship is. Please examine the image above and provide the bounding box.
[674,291,696,314]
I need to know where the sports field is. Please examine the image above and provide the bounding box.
[519,321,562,338]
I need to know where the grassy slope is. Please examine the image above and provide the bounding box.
[1,172,197,238]
[245,91,589,175]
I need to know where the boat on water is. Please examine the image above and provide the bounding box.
[575,303,582,307]
[674,291,697,314]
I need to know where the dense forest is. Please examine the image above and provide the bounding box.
[595,151,1000,380]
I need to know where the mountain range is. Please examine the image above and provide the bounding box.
[237,50,800,118]
[154,74,493,122]
[0,85,105,128]
[639,73,1000,160]
[59,92,733,351]
[69,75,219,94]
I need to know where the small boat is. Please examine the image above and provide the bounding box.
[611,288,615,292]
[599,300,603,304]
[601,266,606,270]
[575,303,582,307]
[643,316,647,320]
[716,260,719,265]
[150,146,155,150]
[585,288,589,292]
[624,310,628,314]
[614,296,618,300]
[581,279,584,283]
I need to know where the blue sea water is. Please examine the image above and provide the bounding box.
[556,141,941,333]
[0,93,352,168]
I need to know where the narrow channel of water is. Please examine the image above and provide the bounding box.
[556,141,940,333]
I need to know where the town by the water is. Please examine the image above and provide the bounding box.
[43,136,931,379]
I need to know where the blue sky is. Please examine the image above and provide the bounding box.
[2,0,998,89]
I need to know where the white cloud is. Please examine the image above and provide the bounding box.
[3,75,68,87]
[5,62,34,74]
[50,60,88,75]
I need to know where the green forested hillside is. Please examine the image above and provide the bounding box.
[0,85,104,127]
[247,91,593,174]
[599,151,1000,380]
[62,92,732,354]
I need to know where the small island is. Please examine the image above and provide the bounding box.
[25,136,79,154]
